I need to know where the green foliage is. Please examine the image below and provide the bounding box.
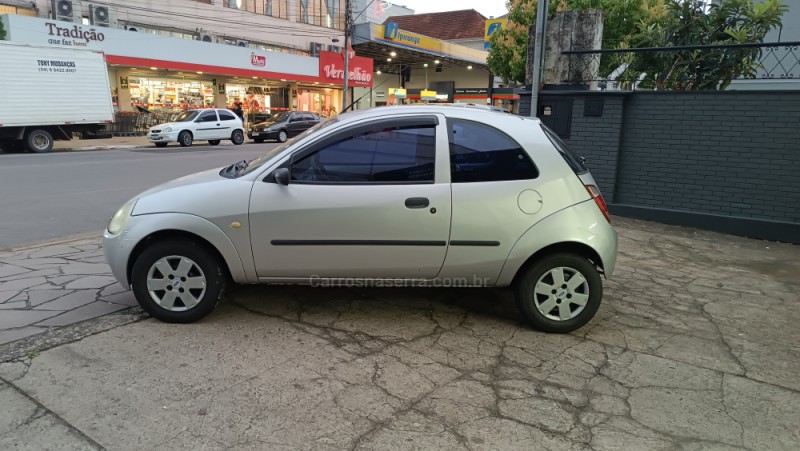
[487,0,651,84]
[0,19,6,40]
[488,0,787,90]
[623,0,788,90]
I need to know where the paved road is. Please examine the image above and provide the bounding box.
[0,143,275,249]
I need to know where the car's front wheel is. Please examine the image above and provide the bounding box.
[178,131,193,147]
[231,130,244,145]
[514,253,602,333]
[155,142,168,148]
[277,130,288,143]
[131,240,226,323]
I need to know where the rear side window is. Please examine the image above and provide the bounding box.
[541,124,588,174]
[218,111,237,121]
[302,113,316,121]
[448,119,538,183]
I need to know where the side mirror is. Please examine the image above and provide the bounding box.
[274,168,290,186]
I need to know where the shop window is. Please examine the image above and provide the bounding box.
[448,119,538,183]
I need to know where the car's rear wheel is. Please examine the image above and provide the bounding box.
[178,131,193,147]
[131,240,226,323]
[277,130,288,143]
[155,142,168,148]
[231,130,244,145]
[514,253,602,333]
[208,140,221,146]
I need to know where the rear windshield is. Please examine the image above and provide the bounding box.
[541,124,588,174]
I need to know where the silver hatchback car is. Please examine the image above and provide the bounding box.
[104,105,617,333]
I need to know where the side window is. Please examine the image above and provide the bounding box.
[290,113,302,122]
[218,111,237,121]
[198,111,218,122]
[448,119,538,183]
[291,124,436,183]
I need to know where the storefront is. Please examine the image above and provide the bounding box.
[351,21,490,109]
[1,14,371,121]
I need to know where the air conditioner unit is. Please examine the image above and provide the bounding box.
[328,45,342,54]
[199,33,218,44]
[52,0,81,23]
[309,42,324,57]
[236,40,249,48]
[88,4,116,28]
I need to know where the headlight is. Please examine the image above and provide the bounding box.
[162,127,173,133]
[107,197,138,235]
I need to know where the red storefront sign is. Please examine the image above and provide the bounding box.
[319,50,374,88]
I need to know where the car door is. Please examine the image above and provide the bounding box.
[193,110,219,140]
[248,114,452,280]
[287,112,306,136]
[216,110,239,139]
[301,113,317,132]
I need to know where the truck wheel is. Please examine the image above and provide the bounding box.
[27,129,54,153]
[178,131,193,147]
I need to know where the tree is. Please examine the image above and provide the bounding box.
[0,18,6,41]
[624,0,787,90]
[487,0,652,85]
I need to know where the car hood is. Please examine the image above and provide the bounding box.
[252,120,281,128]
[150,122,185,131]
[132,167,251,218]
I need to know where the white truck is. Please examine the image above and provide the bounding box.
[0,41,114,153]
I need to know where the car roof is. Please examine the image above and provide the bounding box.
[338,104,539,125]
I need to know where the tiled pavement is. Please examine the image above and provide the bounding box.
[0,239,137,346]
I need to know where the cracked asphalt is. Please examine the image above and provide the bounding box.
[1,217,799,450]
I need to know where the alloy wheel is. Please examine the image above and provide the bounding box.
[146,255,207,311]
[533,266,589,321]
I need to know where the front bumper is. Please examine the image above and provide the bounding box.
[148,131,180,143]
[103,227,137,289]
[248,129,279,140]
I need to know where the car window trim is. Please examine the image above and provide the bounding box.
[285,115,440,185]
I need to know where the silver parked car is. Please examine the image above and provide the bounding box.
[104,105,617,333]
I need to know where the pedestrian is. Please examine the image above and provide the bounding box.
[232,101,244,121]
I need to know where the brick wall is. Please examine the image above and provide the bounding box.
[520,90,800,242]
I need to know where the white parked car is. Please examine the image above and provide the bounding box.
[148,108,246,148]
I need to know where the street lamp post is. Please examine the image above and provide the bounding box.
[342,0,352,112]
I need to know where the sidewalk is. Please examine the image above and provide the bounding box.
[52,135,150,152]
[0,218,799,449]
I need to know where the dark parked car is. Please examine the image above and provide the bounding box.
[248,111,321,143]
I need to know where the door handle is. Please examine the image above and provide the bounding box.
[405,197,430,209]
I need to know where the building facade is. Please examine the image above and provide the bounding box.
[1,0,367,119]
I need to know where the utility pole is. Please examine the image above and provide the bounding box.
[342,0,352,112]
[529,0,548,117]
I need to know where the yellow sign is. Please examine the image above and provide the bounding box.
[371,24,488,64]
[484,18,507,50]
[390,88,407,98]
[421,90,437,100]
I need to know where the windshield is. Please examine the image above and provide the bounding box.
[239,117,339,176]
[275,112,291,123]
[174,111,199,122]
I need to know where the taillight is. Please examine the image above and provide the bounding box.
[585,184,611,223]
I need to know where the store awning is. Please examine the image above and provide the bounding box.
[352,22,488,70]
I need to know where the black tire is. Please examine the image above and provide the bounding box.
[155,142,168,148]
[513,253,603,333]
[208,140,221,146]
[26,129,54,153]
[253,138,265,144]
[131,240,227,323]
[231,130,244,145]
[178,131,193,147]
[276,129,288,143]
